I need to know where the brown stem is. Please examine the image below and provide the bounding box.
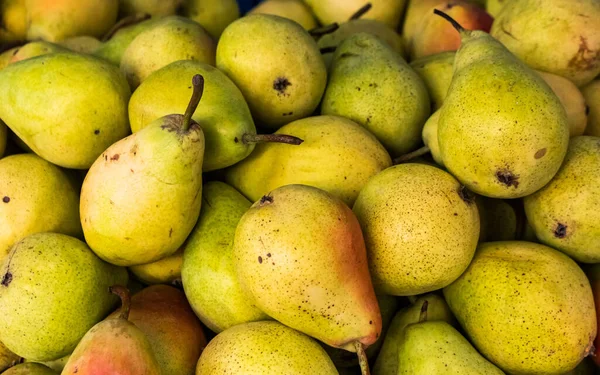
[433,9,465,33]
[354,341,371,375]
[242,133,304,145]
[419,300,429,323]
[393,146,430,164]
[350,3,373,21]
[309,23,339,37]
[183,74,205,131]
[109,285,131,320]
[320,46,337,54]
[101,13,151,42]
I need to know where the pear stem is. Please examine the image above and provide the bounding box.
[350,3,373,21]
[354,341,371,375]
[109,285,131,321]
[433,9,465,32]
[101,13,151,42]
[182,74,205,132]
[393,146,430,164]
[309,23,339,37]
[419,300,429,323]
[241,133,304,145]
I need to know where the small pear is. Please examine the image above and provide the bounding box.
[304,0,406,30]
[582,79,600,136]
[0,339,20,372]
[119,0,183,18]
[129,249,183,285]
[2,363,57,375]
[196,321,338,374]
[249,0,318,30]
[410,51,455,110]
[322,33,430,156]
[0,52,131,169]
[94,17,157,66]
[181,181,268,333]
[120,16,216,88]
[183,0,240,40]
[0,154,82,262]
[62,286,161,375]
[0,121,6,158]
[216,14,326,129]
[7,41,68,65]
[225,115,392,206]
[0,233,128,361]
[444,241,597,374]
[81,75,205,267]
[524,136,600,263]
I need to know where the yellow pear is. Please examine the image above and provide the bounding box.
[249,0,317,30]
[183,0,240,40]
[129,249,183,285]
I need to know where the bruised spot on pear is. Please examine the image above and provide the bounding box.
[554,222,568,238]
[260,195,274,205]
[568,36,600,71]
[273,77,291,95]
[2,196,9,203]
[457,186,475,204]
[534,148,547,159]
[1,272,12,286]
[496,169,520,188]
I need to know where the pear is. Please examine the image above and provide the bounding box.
[119,0,183,18]
[0,0,26,42]
[233,185,382,366]
[183,0,240,40]
[80,75,205,267]
[477,197,521,242]
[34,354,70,373]
[196,321,338,374]
[2,363,57,375]
[486,0,510,17]
[120,16,216,88]
[402,0,446,49]
[582,79,600,136]
[26,0,118,42]
[490,0,600,86]
[524,136,600,263]
[0,340,20,372]
[62,286,161,375]
[7,41,68,65]
[304,0,406,30]
[107,285,206,375]
[57,36,103,54]
[410,51,455,110]
[225,115,392,206]
[321,33,430,157]
[0,233,128,361]
[0,154,82,262]
[0,52,131,169]
[421,109,444,166]
[436,11,570,199]
[94,18,157,65]
[249,0,318,30]
[0,121,6,158]
[129,249,183,285]
[353,163,479,295]
[181,181,268,333]
[373,294,456,375]
[216,14,326,129]
[444,241,597,374]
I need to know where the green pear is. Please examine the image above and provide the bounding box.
[6,41,68,65]
[233,185,382,356]
[120,16,216,88]
[62,286,161,375]
[304,0,406,30]
[524,136,600,263]
[249,0,318,30]
[225,115,392,206]
[0,339,20,372]
[196,321,338,374]
[119,0,183,18]
[2,363,57,375]
[0,121,6,158]
[486,0,511,17]
[373,294,456,375]
[0,154,82,262]
[582,79,600,136]
[183,0,240,40]
[322,33,430,157]
[181,181,268,333]
[216,14,326,129]
[0,52,131,169]
[353,163,479,295]
[444,241,597,374]
[398,319,504,374]
[107,285,206,375]
[129,249,183,285]
[94,18,158,65]
[80,75,205,267]
[57,36,103,54]
[421,109,444,166]
[0,233,128,361]
[128,60,301,172]
[436,11,569,198]
[490,0,600,86]
[410,51,455,111]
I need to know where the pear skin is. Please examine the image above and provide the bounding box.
[183,0,240,40]
[57,36,103,54]
[233,184,382,353]
[582,80,600,136]
[486,0,510,17]
[94,18,158,66]
[402,0,446,49]
[119,0,183,18]
[421,109,444,166]
[181,181,268,333]
[129,249,183,285]
[410,51,455,110]
[304,0,406,30]
[2,363,57,375]
[249,0,317,30]
[8,41,68,65]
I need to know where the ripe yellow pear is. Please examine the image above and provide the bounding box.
[249,0,317,30]
[183,0,240,40]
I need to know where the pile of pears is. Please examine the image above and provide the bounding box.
[1,0,600,374]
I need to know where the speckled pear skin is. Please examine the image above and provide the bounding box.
[80,113,204,267]
[183,0,240,40]
[129,248,183,285]
[421,109,444,167]
[181,181,268,333]
[443,241,597,375]
[216,14,326,129]
[373,294,456,375]
[438,28,570,199]
[128,60,255,172]
[0,154,82,262]
[582,80,600,136]
[321,33,430,157]
[233,184,382,351]
[94,19,157,66]
[524,136,600,263]
[0,339,20,372]
[398,321,505,375]
[353,164,479,296]
[0,233,128,362]
[0,53,131,169]
[225,115,392,206]
[410,51,455,111]
[2,363,58,375]
[196,321,338,375]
